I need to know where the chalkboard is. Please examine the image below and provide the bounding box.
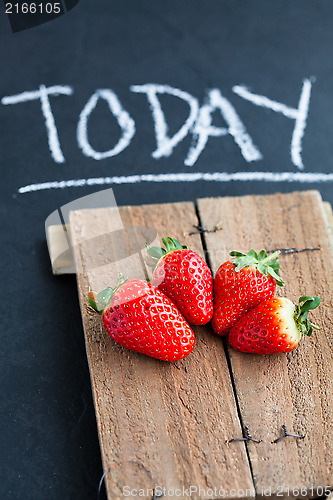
[1,1,333,498]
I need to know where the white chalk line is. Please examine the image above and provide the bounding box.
[18,171,333,194]
[233,80,313,171]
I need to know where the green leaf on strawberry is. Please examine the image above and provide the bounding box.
[146,237,187,268]
[88,274,128,313]
[295,296,321,336]
[146,246,166,259]
[230,249,284,287]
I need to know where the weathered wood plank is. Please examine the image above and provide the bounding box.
[47,201,333,275]
[198,190,333,497]
[69,202,254,500]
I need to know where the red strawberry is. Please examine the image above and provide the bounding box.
[146,237,213,325]
[212,249,284,336]
[88,275,195,361]
[228,296,321,354]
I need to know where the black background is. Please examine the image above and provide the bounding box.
[1,1,332,499]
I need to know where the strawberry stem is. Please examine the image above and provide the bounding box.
[261,250,280,265]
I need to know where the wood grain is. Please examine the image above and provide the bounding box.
[69,202,254,500]
[197,190,333,497]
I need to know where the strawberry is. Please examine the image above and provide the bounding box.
[146,237,213,325]
[88,275,195,361]
[212,249,284,336]
[228,296,321,354]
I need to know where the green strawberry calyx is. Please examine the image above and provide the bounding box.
[146,237,187,269]
[294,296,321,337]
[88,273,128,314]
[229,249,284,287]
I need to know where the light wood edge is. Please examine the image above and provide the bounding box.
[46,224,75,275]
[322,201,333,259]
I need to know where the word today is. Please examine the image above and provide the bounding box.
[2,79,313,170]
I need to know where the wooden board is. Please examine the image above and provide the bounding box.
[198,190,333,497]
[60,190,333,499]
[69,202,254,500]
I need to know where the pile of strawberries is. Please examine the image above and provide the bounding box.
[89,237,320,362]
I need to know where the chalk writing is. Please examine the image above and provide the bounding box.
[77,89,135,160]
[2,77,329,195]
[130,84,199,159]
[232,78,313,170]
[185,88,262,166]
[18,171,333,194]
[1,79,312,168]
